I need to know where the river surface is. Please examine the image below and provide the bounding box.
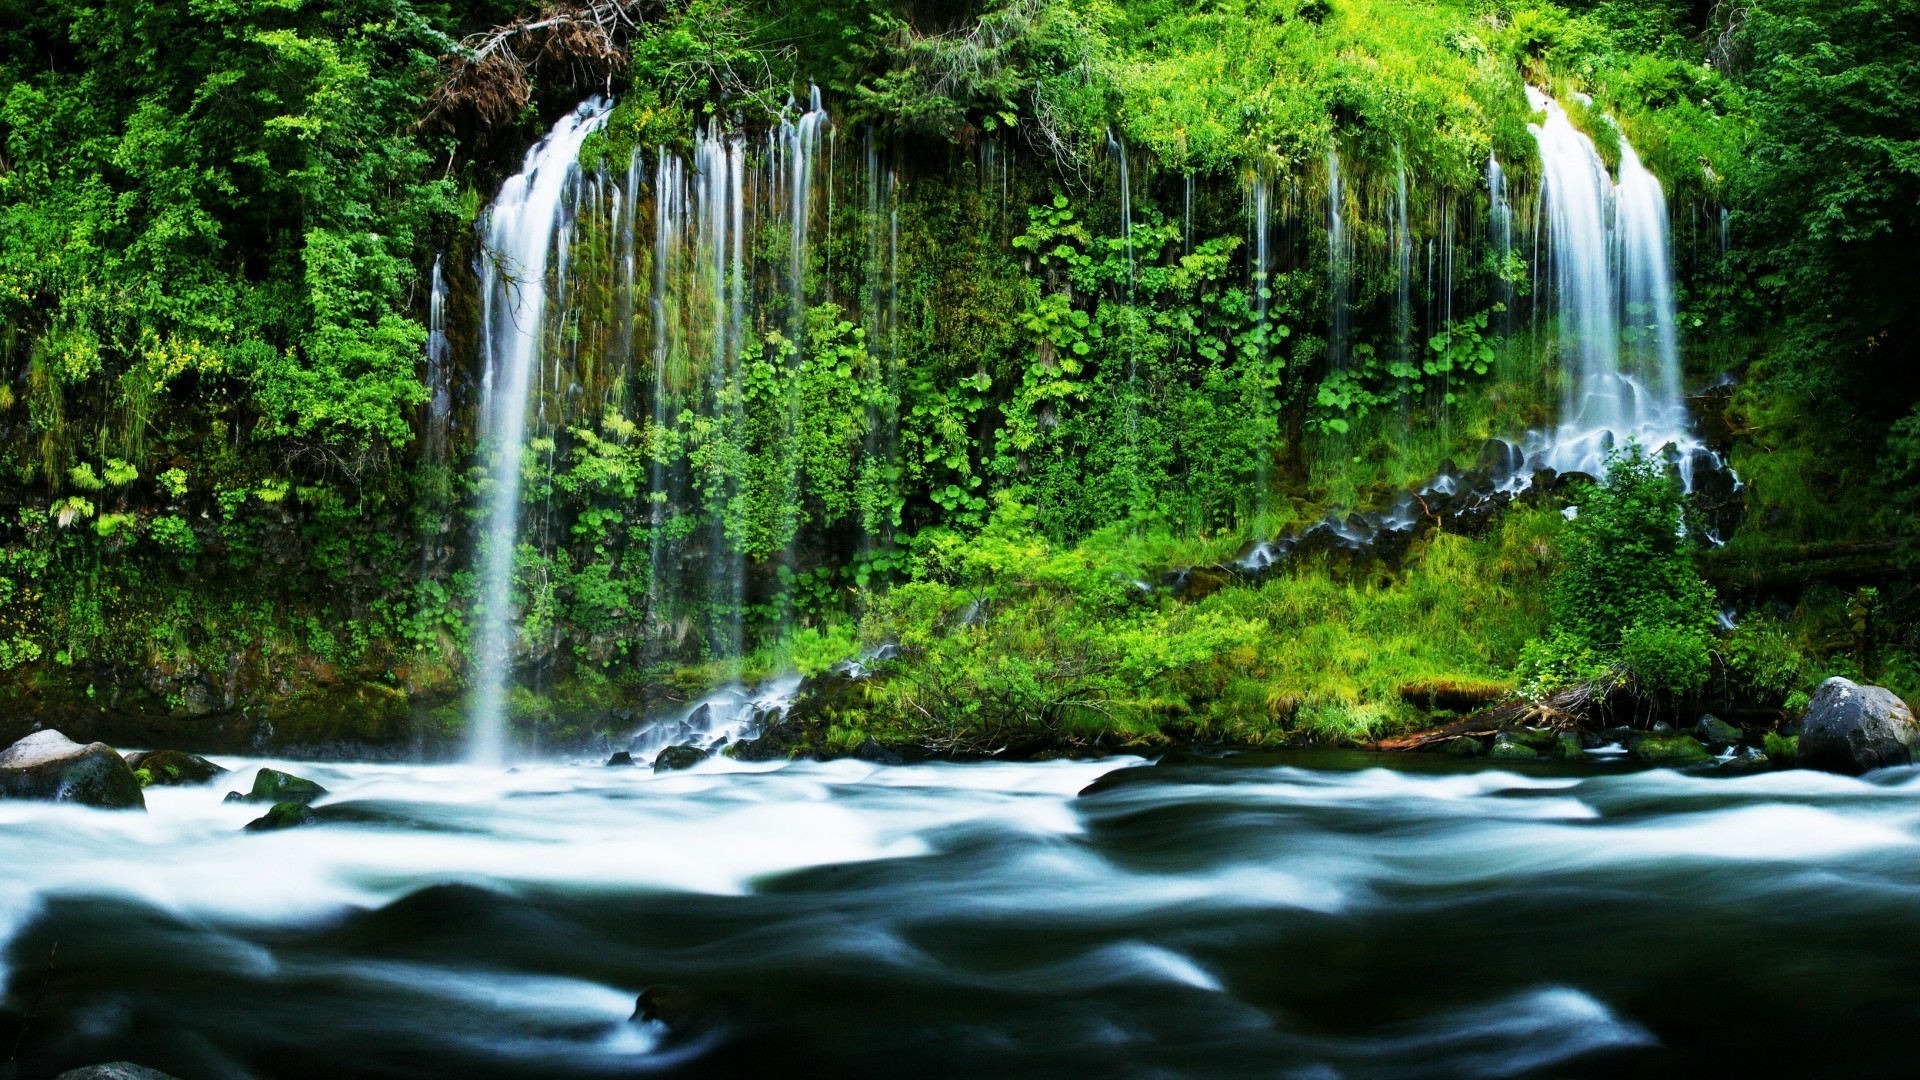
[3,749,1918,1078]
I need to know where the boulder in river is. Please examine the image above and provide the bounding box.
[605,751,635,767]
[244,800,321,832]
[653,744,708,772]
[226,767,327,805]
[55,1065,182,1080]
[1799,677,1919,775]
[0,730,146,810]
[124,749,227,786]
[1441,736,1485,757]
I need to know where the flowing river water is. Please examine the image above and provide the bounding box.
[4,751,1918,1078]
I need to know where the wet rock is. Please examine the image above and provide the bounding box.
[653,744,708,772]
[1719,745,1773,774]
[1694,715,1742,749]
[1551,731,1585,760]
[853,737,905,766]
[0,731,146,810]
[243,800,320,832]
[1799,677,1919,775]
[124,749,226,786]
[1488,735,1540,760]
[1627,734,1713,764]
[1163,565,1236,601]
[1442,736,1486,757]
[226,767,327,805]
[605,751,635,767]
[867,642,902,664]
[1476,438,1525,480]
[1581,725,1633,750]
[55,1065,182,1080]
[632,984,723,1036]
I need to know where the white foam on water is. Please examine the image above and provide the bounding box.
[1297,985,1655,1078]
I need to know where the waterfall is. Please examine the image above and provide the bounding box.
[1250,174,1272,515]
[1525,87,1695,479]
[467,98,611,765]
[1326,148,1350,371]
[694,124,749,661]
[424,254,451,467]
[1487,153,1514,334]
[1393,161,1413,385]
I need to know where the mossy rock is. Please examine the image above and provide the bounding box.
[1551,731,1585,760]
[228,767,327,805]
[244,800,320,832]
[124,750,226,786]
[1694,715,1742,748]
[1441,736,1486,757]
[1627,734,1713,763]
[1488,736,1540,760]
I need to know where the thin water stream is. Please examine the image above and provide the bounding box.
[5,751,1919,1078]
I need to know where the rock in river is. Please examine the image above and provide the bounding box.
[124,749,227,786]
[0,730,145,810]
[244,801,321,832]
[55,1065,182,1080]
[653,744,708,772]
[225,767,327,805]
[1799,677,1920,775]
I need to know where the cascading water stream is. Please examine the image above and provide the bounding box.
[468,98,611,765]
[1525,87,1697,479]
[1325,148,1350,372]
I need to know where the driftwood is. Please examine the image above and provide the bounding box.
[1374,684,1604,751]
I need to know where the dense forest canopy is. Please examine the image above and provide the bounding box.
[0,0,1914,752]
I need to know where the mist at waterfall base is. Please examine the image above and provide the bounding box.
[8,752,1920,1077]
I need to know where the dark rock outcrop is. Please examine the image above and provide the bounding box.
[124,749,227,786]
[606,751,635,767]
[0,730,146,810]
[1799,677,1919,775]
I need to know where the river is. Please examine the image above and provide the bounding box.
[3,750,1916,1078]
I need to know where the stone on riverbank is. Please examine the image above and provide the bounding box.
[1798,677,1919,775]
[244,800,321,832]
[0,731,145,810]
[225,767,327,805]
[124,749,226,786]
[1488,735,1540,760]
[1628,733,1713,764]
[1694,715,1742,749]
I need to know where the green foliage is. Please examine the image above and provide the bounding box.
[1523,446,1718,698]
[1551,446,1715,643]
